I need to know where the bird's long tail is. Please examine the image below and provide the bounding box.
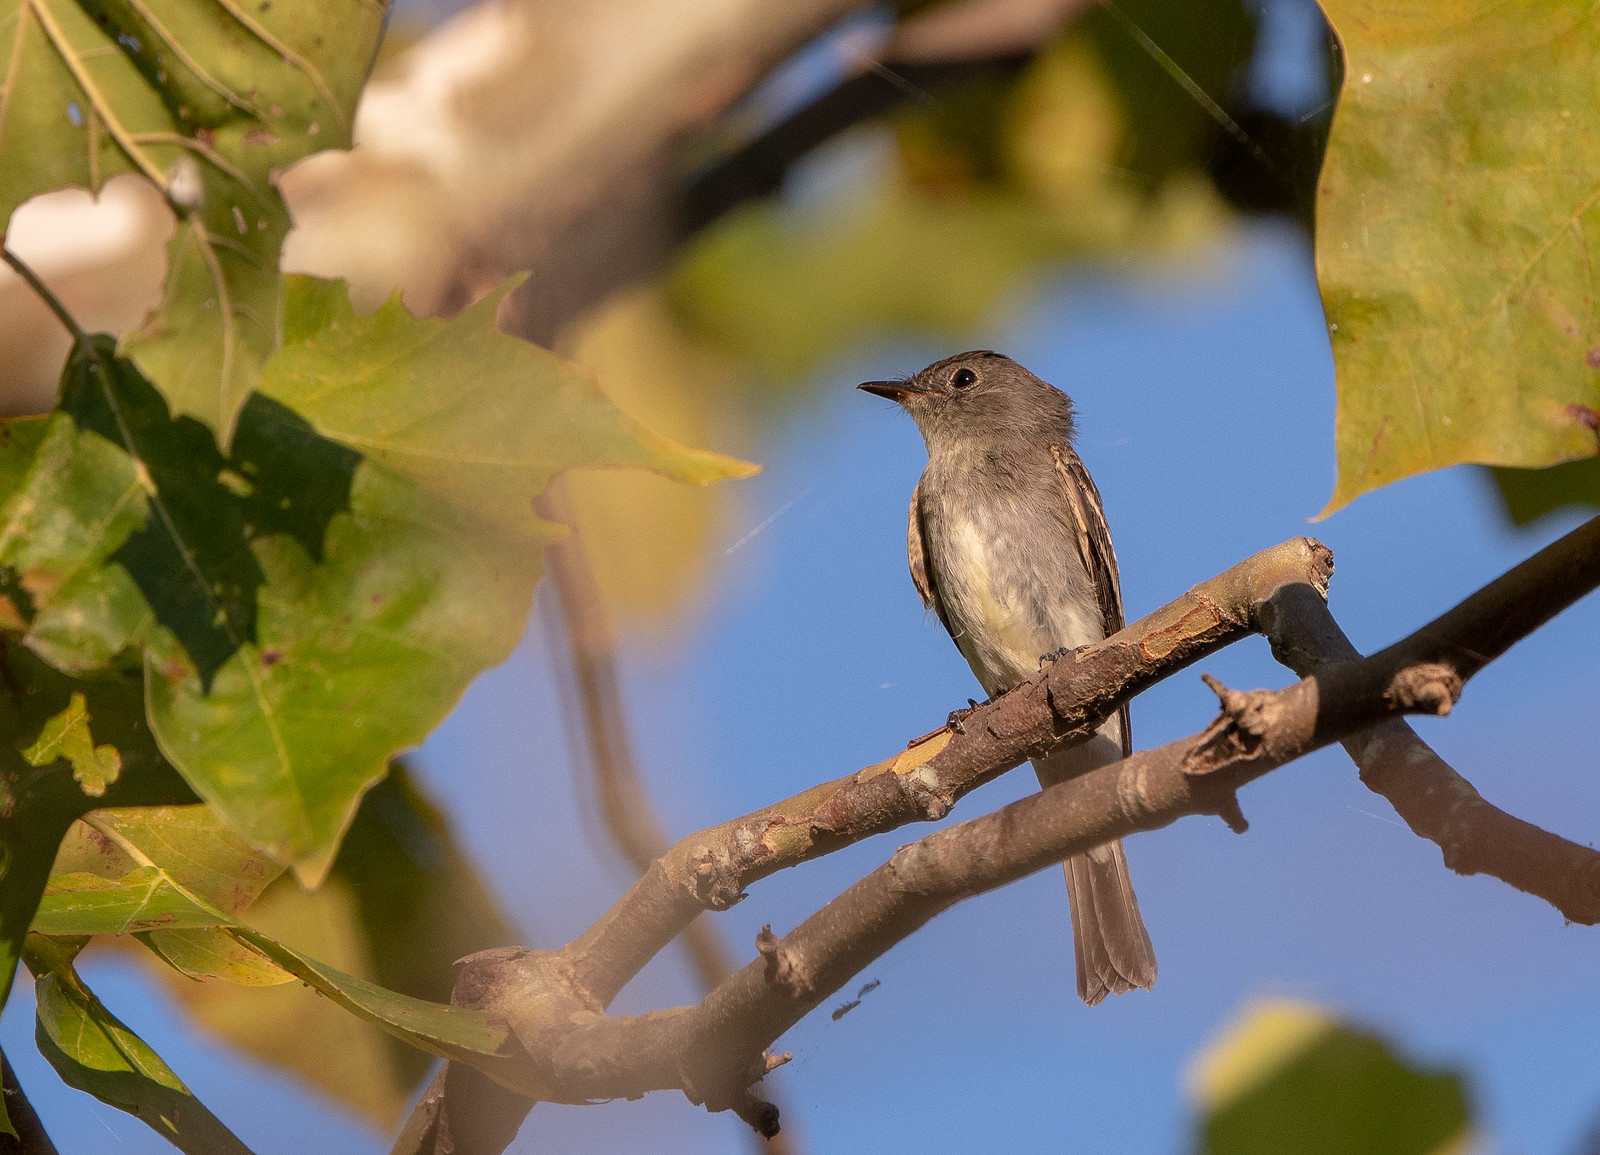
[1032,725,1157,1006]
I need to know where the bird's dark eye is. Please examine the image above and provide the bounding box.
[952,368,977,388]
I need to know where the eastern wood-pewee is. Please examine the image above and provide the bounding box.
[861,350,1157,1005]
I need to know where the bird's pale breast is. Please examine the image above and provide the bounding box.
[926,494,1103,698]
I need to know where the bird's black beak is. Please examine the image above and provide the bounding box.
[858,380,927,402]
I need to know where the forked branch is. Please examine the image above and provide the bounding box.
[395,516,1600,1153]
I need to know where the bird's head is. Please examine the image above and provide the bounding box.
[858,351,1074,450]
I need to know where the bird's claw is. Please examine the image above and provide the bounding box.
[946,698,984,735]
[1039,646,1071,667]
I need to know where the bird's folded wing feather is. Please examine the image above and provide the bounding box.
[1050,444,1132,758]
[908,480,955,637]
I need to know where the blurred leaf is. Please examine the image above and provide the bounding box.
[23,934,257,1154]
[0,0,385,443]
[669,36,1227,380]
[1190,999,1471,1155]
[329,762,514,1010]
[565,288,754,625]
[1317,0,1600,513]
[1082,0,1260,184]
[1488,457,1600,526]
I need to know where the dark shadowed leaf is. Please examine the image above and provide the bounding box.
[61,337,260,690]
[1487,458,1600,526]
[0,638,192,1019]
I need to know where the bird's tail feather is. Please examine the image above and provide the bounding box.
[1063,840,1157,1005]
[1033,734,1157,1006]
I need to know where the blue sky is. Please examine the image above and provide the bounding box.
[7,216,1597,1155]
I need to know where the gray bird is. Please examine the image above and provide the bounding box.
[860,350,1156,1005]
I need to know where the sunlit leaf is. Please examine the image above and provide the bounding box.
[23,934,257,1155]
[140,926,293,986]
[0,0,386,443]
[0,407,150,672]
[22,691,122,796]
[34,836,532,1094]
[1189,999,1472,1154]
[1317,0,1600,513]
[260,274,760,534]
[35,804,283,934]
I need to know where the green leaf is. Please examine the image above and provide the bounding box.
[134,762,516,1126]
[0,3,376,441]
[1317,0,1600,513]
[139,926,293,985]
[34,804,283,934]
[0,0,385,444]
[1488,457,1600,526]
[3,277,757,880]
[23,935,258,1155]
[1190,999,1471,1154]
[23,692,122,796]
[0,638,192,1023]
[62,336,262,689]
[261,275,760,532]
[31,799,534,1096]
[0,408,150,672]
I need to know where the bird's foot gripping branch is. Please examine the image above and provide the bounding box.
[393,516,1600,1154]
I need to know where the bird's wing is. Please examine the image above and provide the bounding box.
[1050,444,1132,757]
[908,480,955,637]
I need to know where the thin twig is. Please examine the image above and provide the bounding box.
[1,248,88,347]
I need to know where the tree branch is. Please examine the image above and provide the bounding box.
[527,514,1600,1112]
[1258,578,1600,923]
[562,535,1332,1008]
[399,515,1599,1149]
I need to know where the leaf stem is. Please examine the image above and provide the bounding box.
[1,247,89,347]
